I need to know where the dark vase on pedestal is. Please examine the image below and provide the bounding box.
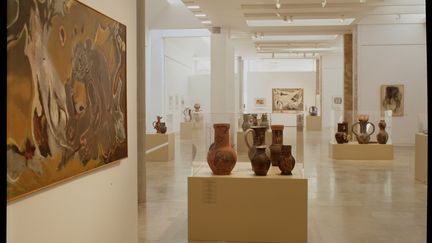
[269,125,284,166]
[352,115,375,144]
[335,122,349,144]
[207,123,237,175]
[160,122,167,134]
[376,120,389,144]
[250,146,271,176]
[279,145,295,175]
[244,126,268,161]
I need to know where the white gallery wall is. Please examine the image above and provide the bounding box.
[7,0,138,243]
[189,74,211,112]
[146,29,210,133]
[321,52,344,128]
[164,38,195,132]
[357,20,427,145]
[245,59,316,126]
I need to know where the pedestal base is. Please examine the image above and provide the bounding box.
[236,130,271,153]
[415,133,428,184]
[188,163,307,243]
[329,142,393,160]
[145,133,175,161]
[180,122,193,139]
[306,115,322,131]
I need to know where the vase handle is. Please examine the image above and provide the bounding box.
[367,122,376,136]
[152,121,156,129]
[351,122,359,137]
[244,128,255,151]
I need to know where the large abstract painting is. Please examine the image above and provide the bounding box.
[272,88,304,113]
[7,0,128,201]
[381,85,404,116]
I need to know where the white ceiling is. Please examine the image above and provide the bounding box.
[150,0,425,58]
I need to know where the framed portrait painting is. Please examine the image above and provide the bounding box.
[7,0,128,201]
[381,85,404,116]
[272,88,304,113]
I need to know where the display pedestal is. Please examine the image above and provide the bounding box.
[306,115,322,131]
[236,130,271,153]
[415,133,428,184]
[188,163,307,243]
[145,133,175,161]
[329,142,393,160]
[180,122,193,139]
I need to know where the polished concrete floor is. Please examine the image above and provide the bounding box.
[139,128,427,243]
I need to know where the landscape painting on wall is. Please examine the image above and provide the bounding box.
[272,88,304,113]
[381,84,404,116]
[7,0,128,201]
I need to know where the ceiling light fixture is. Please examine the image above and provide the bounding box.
[321,0,327,8]
[195,13,206,17]
[187,5,200,9]
[201,20,212,24]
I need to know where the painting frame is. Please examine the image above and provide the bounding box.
[272,88,304,113]
[254,98,266,107]
[7,0,128,201]
[380,84,404,117]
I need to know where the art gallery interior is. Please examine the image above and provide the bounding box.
[6,0,428,243]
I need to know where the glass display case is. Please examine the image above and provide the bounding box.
[190,112,304,176]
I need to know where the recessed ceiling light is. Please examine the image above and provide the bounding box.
[252,34,338,41]
[201,20,212,24]
[187,5,200,9]
[246,18,355,27]
[195,13,206,17]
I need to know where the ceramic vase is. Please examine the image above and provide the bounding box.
[244,126,268,161]
[242,114,251,131]
[279,145,295,175]
[251,114,258,126]
[250,146,271,176]
[269,125,284,166]
[193,103,201,112]
[260,114,270,130]
[183,108,192,122]
[160,122,167,134]
[309,106,318,116]
[352,115,375,144]
[376,120,389,144]
[207,123,237,175]
[335,122,349,144]
[152,116,162,133]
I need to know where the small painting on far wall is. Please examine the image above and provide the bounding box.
[381,84,404,116]
[254,98,266,107]
[272,88,304,113]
